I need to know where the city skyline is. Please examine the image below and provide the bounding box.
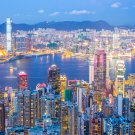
[0,0,135,26]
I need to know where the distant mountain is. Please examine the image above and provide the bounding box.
[0,20,134,34]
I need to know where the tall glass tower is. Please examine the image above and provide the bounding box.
[6,18,12,52]
[47,64,60,95]
[94,49,106,105]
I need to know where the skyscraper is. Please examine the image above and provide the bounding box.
[115,60,125,97]
[23,89,31,128]
[47,64,60,95]
[94,49,106,105]
[6,18,12,52]
[60,75,67,101]
[89,64,94,85]
[17,71,28,91]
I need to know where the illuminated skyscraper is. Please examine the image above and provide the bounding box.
[113,33,119,49]
[23,89,31,128]
[89,64,94,85]
[17,92,23,126]
[77,87,85,113]
[115,60,125,96]
[30,90,38,128]
[55,95,61,124]
[40,95,47,118]
[17,71,28,91]
[94,49,106,104]
[6,18,12,52]
[60,75,67,101]
[47,64,60,95]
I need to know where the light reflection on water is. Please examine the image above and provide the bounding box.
[0,54,134,89]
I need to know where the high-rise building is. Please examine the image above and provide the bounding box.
[55,95,61,124]
[0,102,5,133]
[0,87,4,101]
[113,33,119,49]
[65,89,72,102]
[115,60,125,97]
[17,91,23,125]
[6,18,12,52]
[47,64,60,95]
[89,64,94,85]
[46,94,55,118]
[77,87,85,113]
[114,94,129,117]
[94,49,106,105]
[17,71,28,91]
[40,95,47,118]
[104,117,131,135]
[60,75,67,101]
[23,89,31,128]
[30,90,38,128]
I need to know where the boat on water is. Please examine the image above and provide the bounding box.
[10,66,17,70]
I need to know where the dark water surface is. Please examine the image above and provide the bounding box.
[0,54,134,89]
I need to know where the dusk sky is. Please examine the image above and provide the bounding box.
[0,0,135,26]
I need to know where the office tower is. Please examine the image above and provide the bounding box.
[40,95,47,118]
[47,64,60,95]
[87,93,93,109]
[94,48,106,105]
[13,97,17,112]
[30,90,38,128]
[113,33,119,49]
[23,89,31,128]
[0,102,5,132]
[65,89,72,102]
[89,64,94,84]
[61,104,71,135]
[60,75,67,101]
[55,95,61,124]
[104,117,131,135]
[115,60,125,97]
[17,92,23,125]
[123,98,129,117]
[6,18,12,52]
[114,94,129,117]
[0,87,4,101]
[77,87,85,112]
[71,103,78,135]
[47,94,55,118]
[17,71,28,91]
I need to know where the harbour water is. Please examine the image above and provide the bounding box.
[0,54,134,89]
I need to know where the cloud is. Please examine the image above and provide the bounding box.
[38,9,44,13]
[64,12,67,14]
[13,14,20,16]
[133,5,135,7]
[123,7,128,9]
[69,10,95,15]
[49,12,60,16]
[111,2,121,8]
